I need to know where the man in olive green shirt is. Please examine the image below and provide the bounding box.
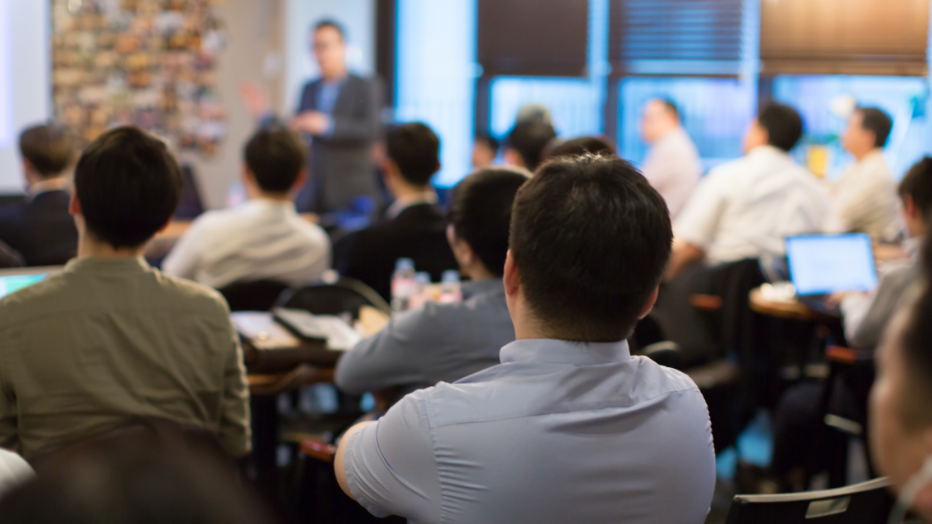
[0,127,250,459]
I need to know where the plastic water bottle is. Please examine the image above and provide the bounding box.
[439,270,462,304]
[390,258,416,311]
[408,272,432,310]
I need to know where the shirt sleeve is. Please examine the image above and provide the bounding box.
[335,305,441,396]
[162,218,207,280]
[841,266,915,350]
[342,392,442,522]
[218,317,252,457]
[0,329,17,452]
[673,169,729,248]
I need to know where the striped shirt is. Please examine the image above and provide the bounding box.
[163,199,330,289]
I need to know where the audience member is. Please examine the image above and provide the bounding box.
[340,122,457,301]
[472,133,500,167]
[667,101,828,279]
[334,155,715,523]
[163,125,330,289]
[825,106,900,241]
[335,168,527,404]
[503,119,557,172]
[545,135,616,160]
[770,157,932,491]
[0,123,78,266]
[869,239,932,522]
[0,127,250,459]
[639,98,702,217]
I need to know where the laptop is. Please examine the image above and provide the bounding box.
[785,234,878,311]
[0,266,63,300]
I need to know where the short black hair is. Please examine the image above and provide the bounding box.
[757,101,804,152]
[75,127,181,248]
[510,155,672,341]
[547,136,616,160]
[386,122,440,187]
[313,19,345,40]
[19,123,76,178]
[450,168,528,277]
[654,98,680,119]
[899,157,932,220]
[856,107,893,148]
[506,120,557,172]
[244,125,307,193]
[475,133,500,154]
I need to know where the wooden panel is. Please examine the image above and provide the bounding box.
[477,0,589,77]
[761,0,930,76]
[610,0,746,76]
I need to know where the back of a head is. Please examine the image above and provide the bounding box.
[757,101,804,152]
[387,122,440,187]
[0,444,275,524]
[475,133,500,155]
[244,124,307,193]
[509,155,672,341]
[547,136,617,160]
[19,123,76,178]
[899,157,932,221]
[506,120,557,172]
[858,106,893,149]
[450,168,529,277]
[75,126,181,248]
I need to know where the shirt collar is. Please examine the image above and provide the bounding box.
[386,191,439,220]
[65,256,151,274]
[746,144,788,160]
[245,198,298,214]
[500,339,631,366]
[28,178,70,199]
[461,278,504,299]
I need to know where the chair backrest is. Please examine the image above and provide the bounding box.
[724,478,894,524]
[219,280,291,312]
[277,277,390,319]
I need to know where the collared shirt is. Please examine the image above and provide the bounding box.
[824,150,901,241]
[163,199,331,289]
[640,127,702,217]
[317,76,347,115]
[343,339,716,524]
[675,145,829,264]
[27,177,70,200]
[335,279,514,400]
[0,257,251,458]
[384,191,439,221]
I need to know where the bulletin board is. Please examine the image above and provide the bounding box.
[51,0,228,156]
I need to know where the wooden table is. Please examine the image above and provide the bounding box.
[749,287,840,323]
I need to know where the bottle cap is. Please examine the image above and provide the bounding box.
[441,270,461,283]
[394,258,415,272]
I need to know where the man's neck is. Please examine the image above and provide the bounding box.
[29,175,69,195]
[652,126,680,145]
[392,183,434,201]
[853,147,881,162]
[77,237,146,259]
[252,191,293,203]
[322,67,348,83]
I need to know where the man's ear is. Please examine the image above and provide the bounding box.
[637,286,660,319]
[905,195,919,221]
[503,250,520,296]
[293,169,309,192]
[503,148,524,169]
[68,191,80,217]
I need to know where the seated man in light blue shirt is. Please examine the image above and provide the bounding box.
[335,167,529,405]
[334,155,716,523]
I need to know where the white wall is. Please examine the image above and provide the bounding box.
[282,0,375,114]
[0,0,50,193]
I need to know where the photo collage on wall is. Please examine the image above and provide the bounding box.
[52,0,227,156]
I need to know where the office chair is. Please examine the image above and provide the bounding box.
[218,280,291,312]
[724,477,894,524]
[277,277,391,320]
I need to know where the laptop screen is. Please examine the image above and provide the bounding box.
[785,234,878,296]
[0,267,62,300]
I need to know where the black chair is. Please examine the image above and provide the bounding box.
[218,280,291,312]
[725,477,894,524]
[277,277,390,320]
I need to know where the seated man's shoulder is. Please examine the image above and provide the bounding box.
[150,270,230,315]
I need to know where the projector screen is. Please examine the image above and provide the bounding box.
[0,0,50,193]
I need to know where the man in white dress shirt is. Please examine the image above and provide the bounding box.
[640,98,702,217]
[825,106,900,241]
[163,125,330,289]
[333,155,716,524]
[667,101,829,280]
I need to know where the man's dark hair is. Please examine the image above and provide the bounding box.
[74,127,181,248]
[899,157,932,220]
[506,120,557,172]
[386,122,440,187]
[19,123,76,178]
[856,107,893,148]
[757,101,804,152]
[450,168,528,277]
[510,155,672,341]
[547,136,616,160]
[655,98,680,120]
[244,125,307,193]
[313,19,345,40]
[475,133,500,155]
